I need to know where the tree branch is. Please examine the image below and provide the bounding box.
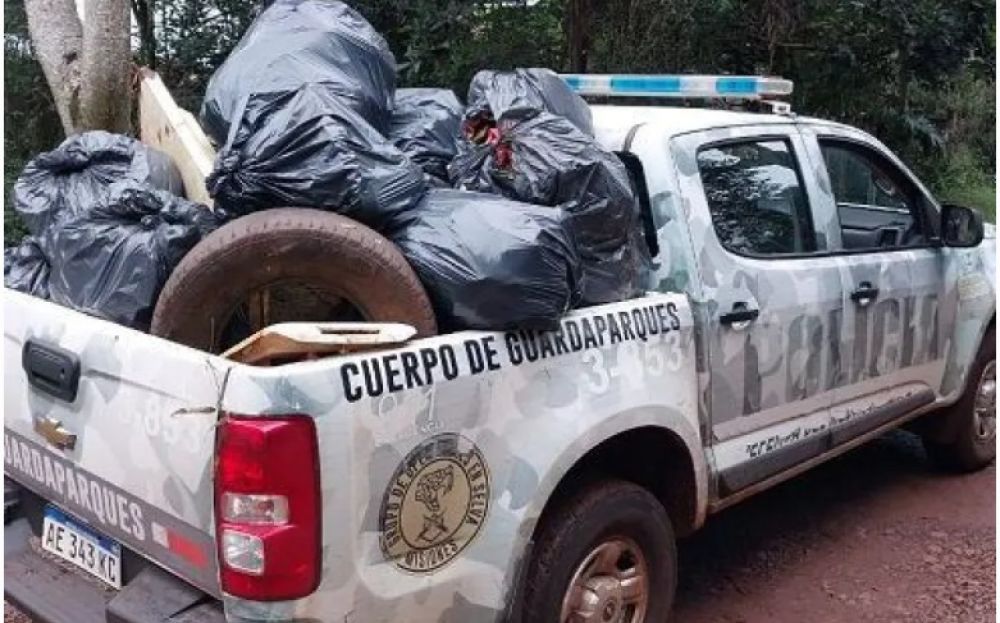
[132,0,157,69]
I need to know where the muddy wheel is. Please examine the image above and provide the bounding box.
[151,208,437,353]
[521,480,676,623]
[923,325,996,472]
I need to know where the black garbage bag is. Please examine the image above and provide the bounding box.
[207,84,426,231]
[391,189,580,331]
[465,68,593,136]
[45,181,226,331]
[200,0,397,144]
[453,112,648,305]
[4,237,50,299]
[12,131,183,237]
[447,140,494,193]
[389,88,463,182]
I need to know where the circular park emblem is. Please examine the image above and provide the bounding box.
[379,433,490,573]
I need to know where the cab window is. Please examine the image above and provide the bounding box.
[696,139,816,256]
[819,139,929,249]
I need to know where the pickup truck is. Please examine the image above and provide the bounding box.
[5,80,996,623]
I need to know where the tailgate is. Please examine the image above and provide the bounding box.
[3,291,230,596]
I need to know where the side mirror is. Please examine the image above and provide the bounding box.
[941,203,984,248]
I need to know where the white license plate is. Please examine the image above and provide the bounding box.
[41,505,122,589]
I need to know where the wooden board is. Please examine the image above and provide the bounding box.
[222,322,418,365]
[138,68,216,205]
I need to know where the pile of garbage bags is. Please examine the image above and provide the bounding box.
[6,133,224,330]
[7,0,649,334]
[194,0,647,331]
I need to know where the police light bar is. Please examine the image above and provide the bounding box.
[559,74,794,99]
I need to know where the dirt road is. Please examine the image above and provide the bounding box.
[675,430,996,623]
[6,431,994,623]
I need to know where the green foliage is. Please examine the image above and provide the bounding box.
[152,0,261,112]
[4,0,62,246]
[353,0,564,94]
[4,0,995,251]
[586,0,995,221]
[910,72,996,220]
[933,147,996,221]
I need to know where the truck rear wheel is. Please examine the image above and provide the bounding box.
[922,325,996,472]
[151,208,437,353]
[521,480,676,623]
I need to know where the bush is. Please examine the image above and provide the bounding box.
[930,147,996,222]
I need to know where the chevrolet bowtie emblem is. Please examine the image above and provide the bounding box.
[34,417,77,451]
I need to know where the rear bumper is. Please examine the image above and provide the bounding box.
[5,487,226,623]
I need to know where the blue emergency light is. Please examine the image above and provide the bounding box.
[559,74,794,99]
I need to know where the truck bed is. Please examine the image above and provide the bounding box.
[5,287,701,622]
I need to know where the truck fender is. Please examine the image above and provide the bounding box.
[513,403,707,554]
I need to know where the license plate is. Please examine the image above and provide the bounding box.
[41,505,122,589]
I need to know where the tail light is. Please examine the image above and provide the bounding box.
[215,414,321,600]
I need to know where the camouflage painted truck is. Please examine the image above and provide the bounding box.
[5,75,996,623]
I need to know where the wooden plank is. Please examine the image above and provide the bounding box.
[222,322,418,365]
[138,68,216,205]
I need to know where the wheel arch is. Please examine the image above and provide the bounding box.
[913,313,995,443]
[983,313,995,345]
[542,426,704,538]
[523,409,708,543]
[962,310,996,394]
[500,407,707,623]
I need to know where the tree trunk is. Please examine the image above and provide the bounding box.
[564,0,592,73]
[24,0,132,136]
[80,0,132,132]
[23,0,83,135]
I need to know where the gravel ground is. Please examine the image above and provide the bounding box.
[675,430,995,623]
[2,604,25,623]
[5,431,994,622]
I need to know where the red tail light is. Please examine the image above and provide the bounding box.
[215,414,321,600]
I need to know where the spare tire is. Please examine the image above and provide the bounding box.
[151,208,437,353]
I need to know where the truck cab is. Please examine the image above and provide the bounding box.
[5,75,995,623]
[597,103,995,507]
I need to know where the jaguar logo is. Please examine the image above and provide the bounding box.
[379,433,489,573]
[413,464,455,543]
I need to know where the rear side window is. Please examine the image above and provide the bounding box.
[696,139,816,256]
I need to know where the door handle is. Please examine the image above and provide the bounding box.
[720,304,759,330]
[850,282,880,307]
[23,339,81,403]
